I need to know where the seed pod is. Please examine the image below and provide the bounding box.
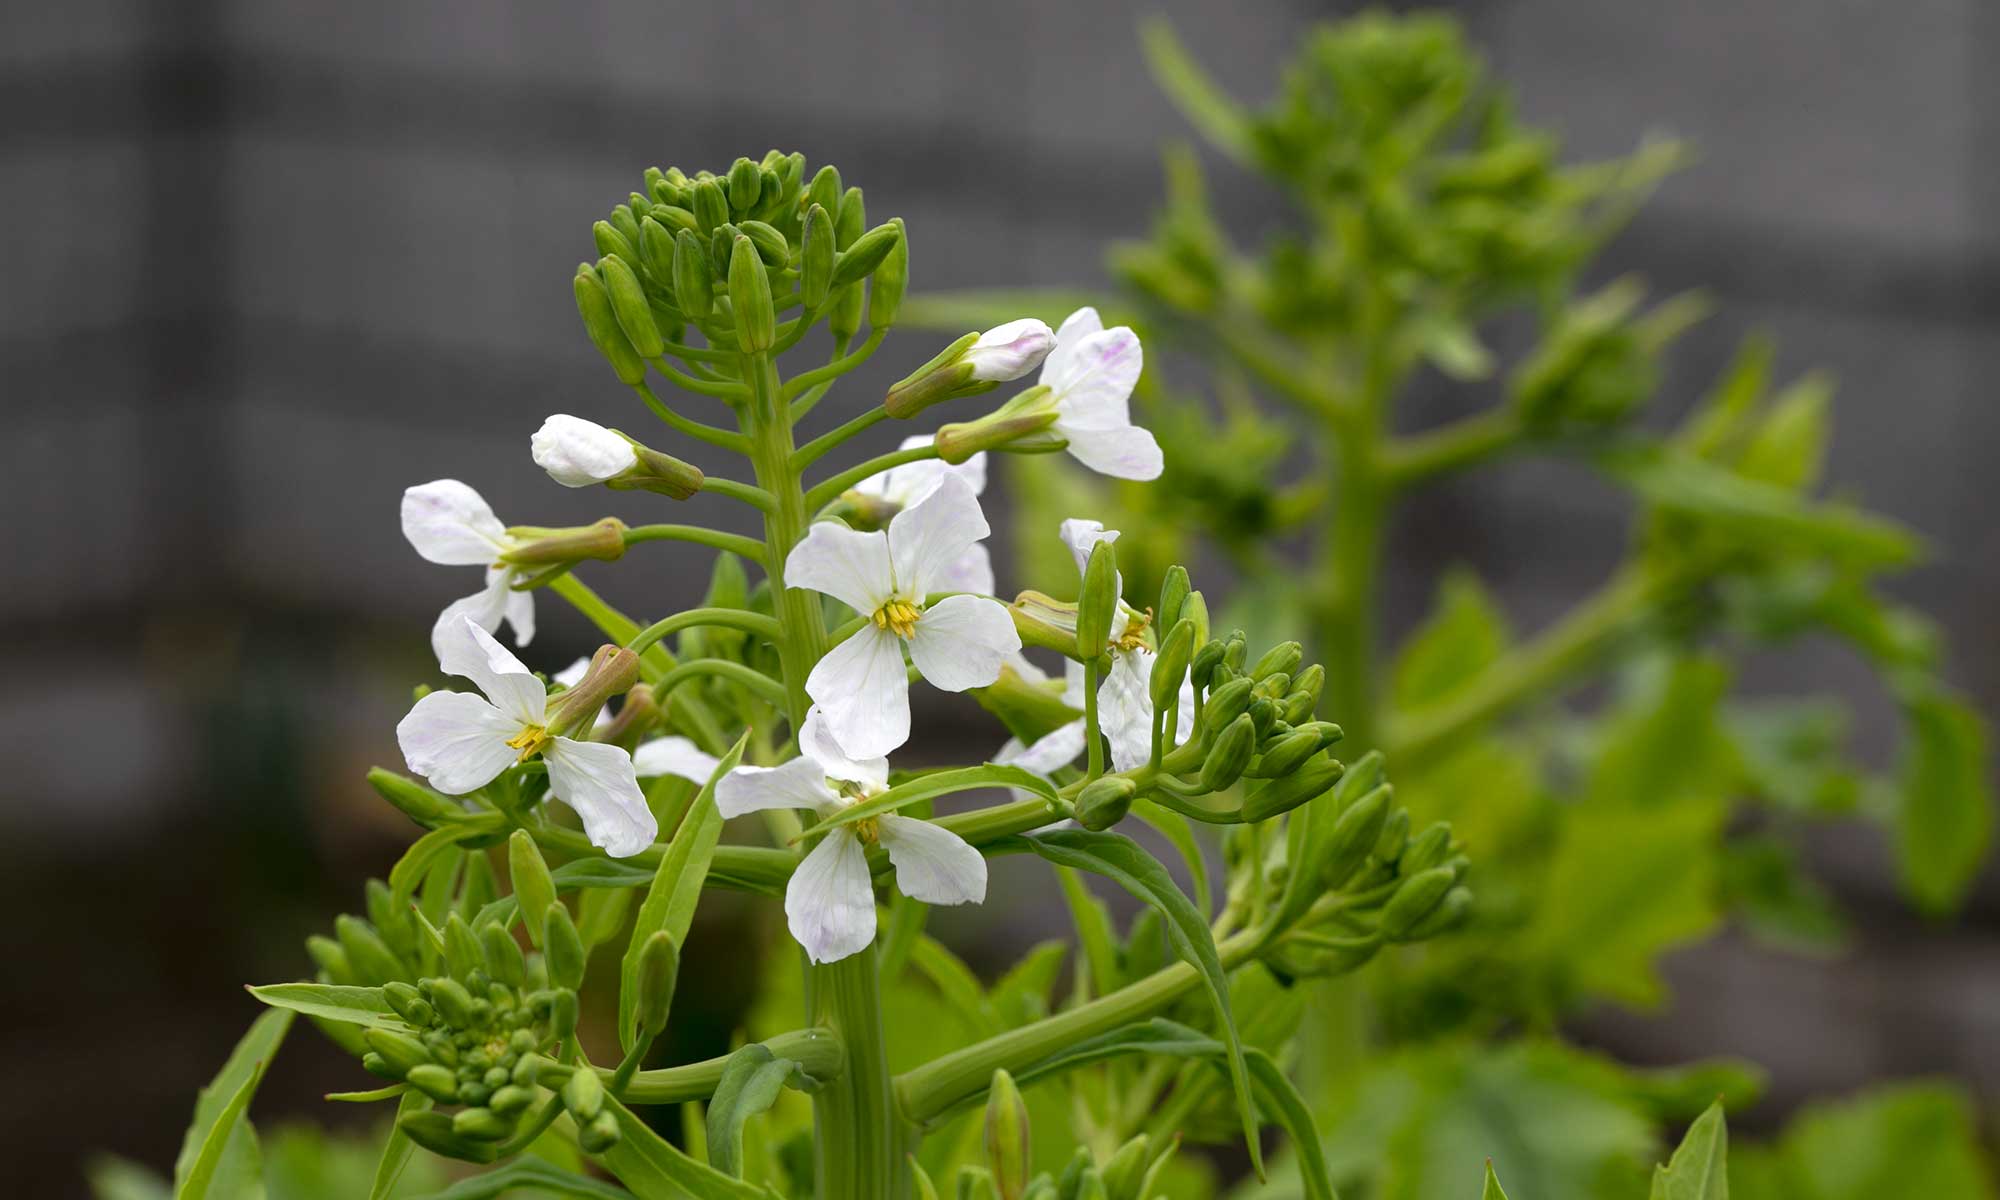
[1199,714,1257,792]
[1100,1133,1150,1200]
[382,981,432,1027]
[479,922,526,988]
[1150,619,1195,714]
[543,903,585,991]
[580,1109,621,1154]
[507,831,557,950]
[1247,729,1320,779]
[573,265,646,385]
[363,1028,431,1075]
[596,254,664,359]
[1319,784,1391,890]
[727,157,762,211]
[1075,541,1119,660]
[335,915,406,987]
[1401,822,1453,875]
[799,203,834,310]
[592,219,638,268]
[563,1066,606,1121]
[442,913,486,983]
[404,1063,460,1103]
[1241,751,1344,821]
[870,217,908,327]
[635,930,679,1038]
[1381,866,1457,939]
[672,230,713,319]
[688,177,728,233]
[305,934,353,984]
[831,222,902,290]
[1075,776,1137,831]
[728,235,775,353]
[737,219,790,267]
[1202,677,1256,729]
[984,1069,1030,1200]
[1252,641,1302,682]
[365,768,456,828]
[1156,566,1191,631]
[1403,885,1473,940]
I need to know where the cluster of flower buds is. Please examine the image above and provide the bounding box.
[572,151,906,378]
[927,1068,1179,1200]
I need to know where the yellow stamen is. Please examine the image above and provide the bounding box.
[853,816,882,846]
[505,725,553,763]
[870,599,924,640]
[1114,606,1154,652]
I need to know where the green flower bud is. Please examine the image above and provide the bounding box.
[959,1169,999,1200]
[335,915,406,987]
[1246,696,1278,737]
[580,1109,621,1154]
[573,265,645,385]
[1156,566,1191,631]
[592,220,638,268]
[1073,1169,1108,1200]
[382,981,433,1027]
[365,881,414,962]
[404,1063,460,1103]
[1150,618,1196,714]
[836,186,866,246]
[1242,751,1344,822]
[543,903,585,991]
[1319,784,1391,890]
[1100,1134,1149,1200]
[831,222,902,291]
[1056,1148,1092,1200]
[596,254,664,359]
[728,234,775,353]
[507,831,557,950]
[479,922,526,988]
[1222,632,1248,672]
[1202,677,1256,729]
[1189,641,1227,692]
[1251,641,1304,682]
[365,768,456,828]
[800,203,834,310]
[1402,886,1473,940]
[871,217,908,327]
[488,1084,535,1116]
[1200,714,1257,792]
[442,913,485,983]
[1289,662,1324,708]
[1075,541,1119,660]
[1381,866,1457,940]
[608,205,642,251]
[934,389,1064,463]
[544,645,642,739]
[562,1065,606,1121]
[737,219,790,267]
[1246,729,1320,779]
[452,1106,514,1141]
[808,165,842,220]
[983,1069,1031,1200]
[363,1028,431,1076]
[727,157,762,211]
[648,203,699,236]
[1075,776,1137,831]
[549,988,579,1040]
[1401,822,1453,875]
[427,976,478,1028]
[690,177,728,233]
[827,186,868,340]
[1182,590,1210,647]
[305,934,353,985]
[1373,808,1410,865]
[635,930,679,1039]
[672,229,714,319]
[498,518,628,567]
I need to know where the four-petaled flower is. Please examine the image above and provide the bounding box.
[397,615,656,857]
[718,708,986,963]
[1061,518,1195,772]
[401,480,535,659]
[851,435,994,595]
[787,472,1021,759]
[1041,307,1162,482]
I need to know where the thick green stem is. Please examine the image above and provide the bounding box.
[1317,430,1385,748]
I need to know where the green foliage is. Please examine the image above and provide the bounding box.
[1729,1084,1996,1200]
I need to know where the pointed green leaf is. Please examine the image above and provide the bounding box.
[590,1093,774,1199]
[409,1156,638,1198]
[1650,1099,1727,1200]
[367,1089,430,1200]
[174,1008,292,1200]
[705,1045,808,1178]
[246,984,406,1032]
[1895,685,1993,915]
[1392,570,1510,711]
[1483,1162,1510,1200]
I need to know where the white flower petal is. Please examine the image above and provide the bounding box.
[553,657,591,688]
[786,522,894,615]
[500,569,537,646]
[800,707,890,792]
[1005,651,1055,688]
[888,472,989,598]
[545,737,656,858]
[1058,518,1120,579]
[785,829,877,963]
[998,721,1088,776]
[430,568,534,662]
[1039,306,1106,387]
[632,736,721,784]
[397,690,519,795]
[1046,326,1142,427]
[806,625,911,760]
[1057,421,1164,482]
[1061,658,1089,709]
[402,479,509,565]
[907,594,1019,692]
[855,436,987,508]
[717,755,836,818]
[531,414,638,487]
[963,318,1056,382]
[434,615,548,727]
[933,544,996,598]
[1100,648,1160,774]
[879,815,987,905]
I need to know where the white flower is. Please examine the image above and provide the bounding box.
[1060,519,1195,772]
[717,708,986,963]
[552,657,591,688]
[963,318,1056,382]
[852,435,993,595]
[1039,307,1161,481]
[532,414,638,487]
[787,472,1021,758]
[397,616,655,857]
[401,480,536,657]
[633,736,721,783]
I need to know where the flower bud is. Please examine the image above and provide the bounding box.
[983,1069,1031,1200]
[1189,641,1227,692]
[596,255,664,359]
[634,930,679,1039]
[500,518,628,567]
[383,981,433,1026]
[532,414,640,488]
[479,922,526,987]
[808,165,842,221]
[1202,677,1256,730]
[1401,822,1453,875]
[608,204,643,251]
[1381,866,1457,940]
[1075,541,1120,660]
[442,913,485,983]
[1075,776,1137,831]
[1156,567,1191,632]
[573,265,646,385]
[832,222,902,291]
[728,234,776,353]
[1199,714,1256,793]
[638,215,677,281]
[363,1028,431,1075]
[404,1064,461,1104]
[580,1109,621,1154]
[508,831,557,950]
[305,935,352,984]
[827,186,868,340]
[543,903,585,991]
[1150,618,1196,714]
[738,219,790,267]
[1100,1134,1149,1200]
[1007,591,1085,659]
[1246,729,1320,779]
[366,767,457,828]
[545,645,641,739]
[549,986,579,1040]
[935,391,1064,463]
[1402,886,1473,940]
[1241,751,1344,822]
[427,975,479,1028]
[1251,641,1304,682]
[1374,807,1410,865]
[690,177,728,233]
[336,915,407,987]
[1073,1169,1109,1200]
[871,217,908,328]
[800,203,834,309]
[562,1064,606,1121]
[726,157,762,211]
[1317,783,1390,891]
[453,1106,514,1141]
[672,229,714,319]
[592,220,638,268]
[489,1084,535,1115]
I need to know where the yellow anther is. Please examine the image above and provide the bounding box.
[853,816,882,846]
[1114,607,1154,652]
[870,599,924,640]
[505,725,553,763]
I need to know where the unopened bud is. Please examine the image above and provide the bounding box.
[500,518,627,567]
[1403,885,1473,940]
[543,903,585,990]
[305,935,352,984]
[545,645,641,738]
[1075,776,1137,831]
[935,401,1064,463]
[404,1064,461,1104]
[562,1065,606,1121]
[1381,867,1457,939]
[1241,751,1344,822]
[1319,784,1391,890]
[638,216,677,282]
[479,922,526,987]
[1156,567,1191,632]
[1189,641,1227,692]
[442,914,485,983]
[727,157,762,211]
[808,165,843,222]
[335,915,406,987]
[672,229,714,318]
[592,220,638,268]
[737,219,789,267]
[1008,590,1084,659]
[508,831,558,950]
[690,177,728,233]
[489,1084,535,1115]
[635,930,679,1039]
[984,1069,1031,1200]
[363,1028,431,1075]
[580,1109,621,1154]
[1246,729,1319,779]
[800,203,834,309]
[367,768,458,828]
[531,414,639,488]
[1202,678,1256,730]
[1150,618,1196,713]
[382,981,433,1027]
[1401,822,1453,875]
[596,255,664,359]
[728,235,775,352]
[1100,1134,1150,1200]
[870,218,909,327]
[1075,541,1120,660]
[548,987,579,1040]
[832,222,902,291]
[1252,641,1304,682]
[1200,715,1257,792]
[453,1106,514,1141]
[573,265,646,385]
[1373,808,1410,865]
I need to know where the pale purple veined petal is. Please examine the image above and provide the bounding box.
[397,690,520,795]
[805,624,911,760]
[785,828,877,963]
[434,615,548,727]
[786,522,895,615]
[853,436,987,509]
[632,736,722,784]
[545,737,656,858]
[931,543,996,598]
[1038,306,1106,388]
[878,815,987,905]
[800,707,889,793]
[1046,325,1142,428]
[963,318,1056,382]
[402,479,510,565]
[531,414,638,487]
[717,755,837,819]
[1055,420,1164,482]
[887,472,989,599]
[906,594,1019,692]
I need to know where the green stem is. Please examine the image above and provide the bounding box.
[791,406,888,471]
[652,658,789,710]
[803,443,937,511]
[622,524,766,560]
[614,1028,845,1103]
[701,476,776,512]
[629,381,747,452]
[1380,407,1523,488]
[626,607,781,656]
[545,574,730,756]
[648,356,751,402]
[785,329,887,406]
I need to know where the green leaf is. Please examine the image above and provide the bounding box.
[367,1089,430,1200]
[1894,685,1993,915]
[1130,798,1212,916]
[1022,830,1262,1176]
[1055,866,1122,1000]
[1586,656,1735,812]
[1482,1162,1510,1200]
[987,940,1068,1028]
[1649,1099,1727,1199]
[794,765,1056,840]
[409,1157,638,1198]
[1140,17,1254,163]
[1735,372,1831,491]
[1392,571,1511,711]
[87,1157,171,1200]
[388,815,505,911]
[620,733,746,1052]
[705,1045,809,1178]
[1743,1082,1995,1200]
[909,935,1003,1040]
[174,1008,293,1200]
[246,984,406,1032]
[591,1093,775,1199]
